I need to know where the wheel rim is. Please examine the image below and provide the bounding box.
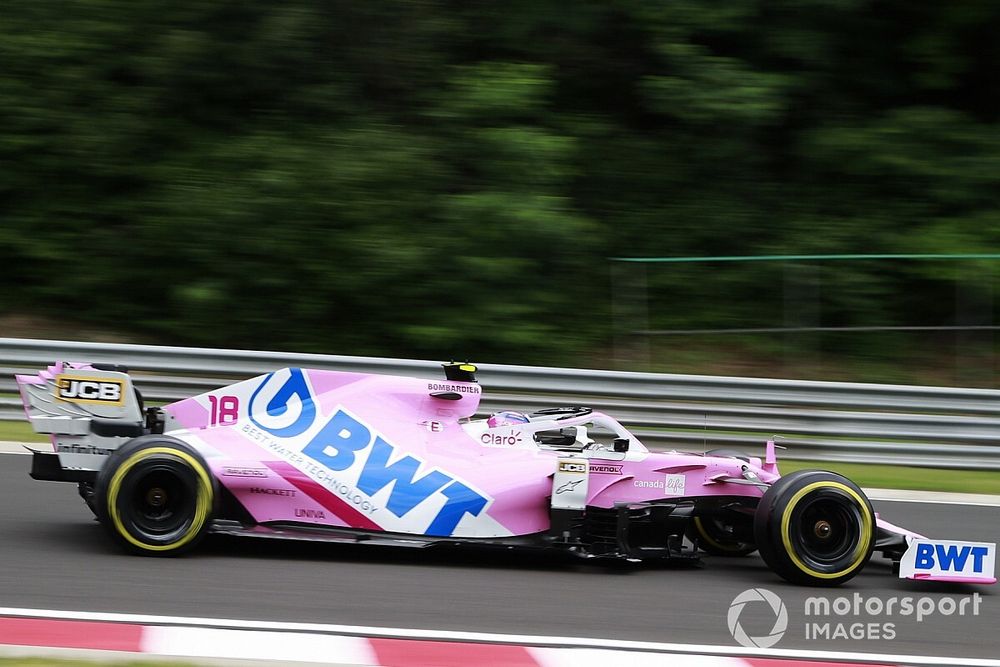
[118,460,199,543]
[788,489,864,572]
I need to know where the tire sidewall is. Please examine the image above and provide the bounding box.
[95,435,215,555]
[754,469,875,586]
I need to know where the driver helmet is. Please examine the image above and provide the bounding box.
[487,411,530,428]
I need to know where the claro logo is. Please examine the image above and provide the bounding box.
[54,375,125,406]
[481,432,523,446]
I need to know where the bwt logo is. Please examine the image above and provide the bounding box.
[301,410,489,535]
[249,369,490,536]
[900,539,995,582]
[55,376,124,405]
[914,543,990,573]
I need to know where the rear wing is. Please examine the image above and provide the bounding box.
[15,362,146,472]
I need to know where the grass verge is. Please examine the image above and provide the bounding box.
[778,458,1000,495]
[0,421,47,443]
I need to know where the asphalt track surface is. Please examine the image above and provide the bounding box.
[1,454,997,661]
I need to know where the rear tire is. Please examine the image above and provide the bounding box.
[94,435,215,555]
[754,469,874,586]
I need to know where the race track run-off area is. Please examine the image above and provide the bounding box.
[0,453,998,665]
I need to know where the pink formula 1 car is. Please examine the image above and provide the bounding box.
[16,362,996,587]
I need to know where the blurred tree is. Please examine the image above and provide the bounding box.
[1,0,999,375]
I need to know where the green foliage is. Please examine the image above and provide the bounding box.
[2,1,999,375]
[779,459,1000,495]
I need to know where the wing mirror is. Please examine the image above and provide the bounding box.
[613,438,630,453]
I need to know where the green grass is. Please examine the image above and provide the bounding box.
[0,420,48,443]
[779,458,1000,495]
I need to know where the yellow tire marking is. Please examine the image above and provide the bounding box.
[780,480,873,579]
[107,446,212,552]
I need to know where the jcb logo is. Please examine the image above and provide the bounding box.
[558,461,586,473]
[55,375,124,405]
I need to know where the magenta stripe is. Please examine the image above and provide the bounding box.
[370,637,540,667]
[265,461,382,530]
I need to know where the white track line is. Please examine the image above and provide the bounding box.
[144,626,376,665]
[0,607,997,667]
[0,441,39,455]
[866,487,1000,507]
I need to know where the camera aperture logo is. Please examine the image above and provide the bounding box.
[728,588,788,648]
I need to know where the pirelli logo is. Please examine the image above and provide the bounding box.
[54,375,125,406]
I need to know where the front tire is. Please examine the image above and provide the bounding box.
[754,470,874,586]
[94,436,215,555]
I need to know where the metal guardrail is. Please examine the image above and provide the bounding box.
[3,337,1000,469]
